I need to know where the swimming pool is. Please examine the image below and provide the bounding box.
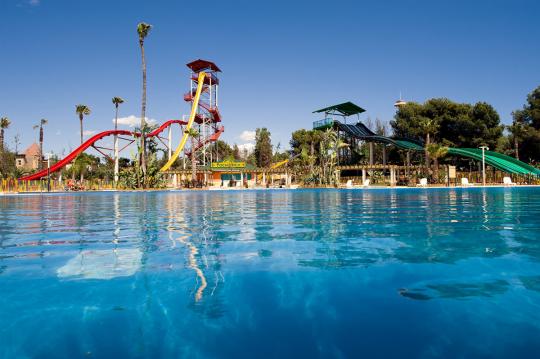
[1,188,540,358]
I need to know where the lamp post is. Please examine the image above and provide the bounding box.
[479,146,489,186]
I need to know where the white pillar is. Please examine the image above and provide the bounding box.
[362,168,366,184]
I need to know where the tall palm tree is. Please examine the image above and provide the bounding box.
[508,122,524,160]
[112,97,125,184]
[187,128,199,182]
[419,117,439,171]
[33,119,47,170]
[112,97,124,131]
[0,117,11,152]
[137,22,152,182]
[75,105,91,145]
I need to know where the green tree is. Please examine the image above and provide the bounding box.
[232,143,240,160]
[0,117,11,152]
[290,129,322,176]
[137,22,152,182]
[426,143,448,182]
[419,117,439,170]
[75,105,91,145]
[510,86,540,163]
[254,128,272,168]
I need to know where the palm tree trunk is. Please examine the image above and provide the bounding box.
[0,129,4,152]
[433,157,439,183]
[309,142,314,175]
[425,133,430,173]
[114,105,119,184]
[79,115,83,145]
[39,127,44,170]
[191,137,196,182]
[140,41,147,183]
[514,138,519,160]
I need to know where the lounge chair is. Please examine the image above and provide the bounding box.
[416,178,428,187]
[345,180,354,188]
[362,179,370,188]
[461,177,474,187]
[503,177,516,186]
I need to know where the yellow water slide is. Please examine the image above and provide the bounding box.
[257,159,290,181]
[160,71,207,172]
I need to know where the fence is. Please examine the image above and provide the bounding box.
[1,178,117,193]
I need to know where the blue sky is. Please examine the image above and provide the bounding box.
[1,0,539,156]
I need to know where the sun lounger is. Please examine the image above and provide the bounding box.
[416,178,428,187]
[362,179,370,188]
[503,177,516,186]
[461,177,474,187]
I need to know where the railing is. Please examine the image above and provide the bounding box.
[313,118,333,129]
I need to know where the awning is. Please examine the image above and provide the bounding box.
[313,102,366,116]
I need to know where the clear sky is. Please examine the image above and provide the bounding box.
[1,0,539,156]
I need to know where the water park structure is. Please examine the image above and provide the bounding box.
[310,101,540,184]
[18,59,225,183]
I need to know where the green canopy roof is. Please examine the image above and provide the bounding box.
[313,102,366,117]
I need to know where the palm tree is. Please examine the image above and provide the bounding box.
[112,97,125,184]
[75,105,91,145]
[508,121,525,160]
[0,117,11,152]
[419,117,439,171]
[426,143,448,182]
[137,22,152,182]
[187,128,199,182]
[33,119,47,170]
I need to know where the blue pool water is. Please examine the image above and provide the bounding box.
[1,188,540,358]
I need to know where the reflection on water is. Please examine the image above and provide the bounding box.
[2,188,540,357]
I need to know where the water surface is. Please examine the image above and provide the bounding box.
[1,188,540,358]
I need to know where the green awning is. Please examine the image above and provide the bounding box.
[313,102,366,116]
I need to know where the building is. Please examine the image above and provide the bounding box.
[206,160,257,187]
[15,143,44,170]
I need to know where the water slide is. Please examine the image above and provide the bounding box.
[19,120,187,181]
[19,130,133,181]
[160,71,207,171]
[185,125,225,157]
[335,120,539,176]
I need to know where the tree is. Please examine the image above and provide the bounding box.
[510,86,540,163]
[391,98,504,149]
[186,128,199,181]
[232,143,240,160]
[290,129,322,176]
[33,119,47,170]
[426,143,448,182]
[419,117,439,170]
[112,97,125,183]
[137,22,152,182]
[319,128,348,185]
[75,105,91,145]
[254,128,272,168]
[0,117,11,152]
[507,121,525,160]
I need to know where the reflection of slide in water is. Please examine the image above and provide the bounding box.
[57,249,142,280]
[177,234,207,302]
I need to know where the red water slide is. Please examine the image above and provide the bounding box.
[19,120,187,181]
